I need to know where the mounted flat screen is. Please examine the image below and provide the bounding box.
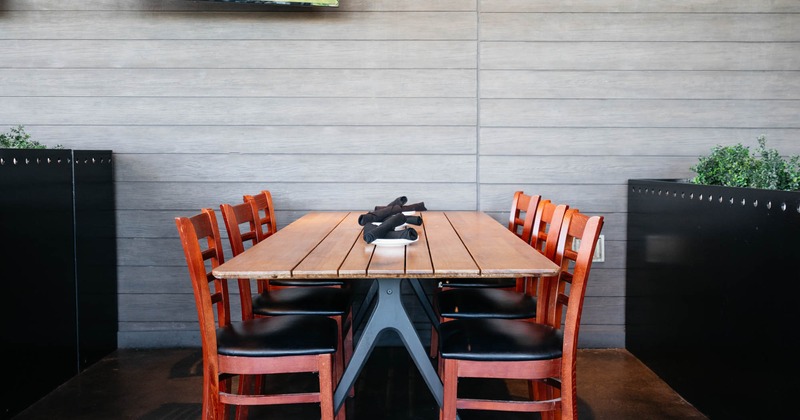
[199,0,338,6]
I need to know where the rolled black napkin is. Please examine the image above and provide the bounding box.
[358,205,403,226]
[404,215,423,225]
[382,226,418,241]
[363,212,406,243]
[385,196,408,207]
[374,202,427,212]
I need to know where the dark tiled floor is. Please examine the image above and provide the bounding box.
[13,346,707,420]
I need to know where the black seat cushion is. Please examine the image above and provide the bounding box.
[435,288,537,319]
[439,278,517,289]
[253,286,352,317]
[439,318,562,361]
[217,314,338,357]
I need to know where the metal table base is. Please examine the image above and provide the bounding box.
[334,277,443,414]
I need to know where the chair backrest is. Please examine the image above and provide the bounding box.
[220,200,260,257]
[507,191,541,244]
[531,200,570,260]
[219,200,263,316]
[175,209,231,359]
[243,190,277,241]
[543,209,604,351]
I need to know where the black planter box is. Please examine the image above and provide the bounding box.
[626,179,800,419]
[0,149,116,419]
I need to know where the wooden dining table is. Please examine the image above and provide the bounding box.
[212,210,560,414]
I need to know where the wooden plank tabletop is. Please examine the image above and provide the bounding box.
[445,211,560,277]
[213,210,559,280]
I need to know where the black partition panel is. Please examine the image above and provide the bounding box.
[626,179,800,419]
[0,149,116,419]
[73,151,117,370]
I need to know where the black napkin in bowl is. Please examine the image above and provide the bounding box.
[363,212,406,243]
[404,215,423,225]
[358,205,403,226]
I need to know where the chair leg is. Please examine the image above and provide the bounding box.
[234,375,252,420]
[441,358,458,420]
[319,354,336,420]
[333,316,345,387]
[429,323,438,359]
[344,313,355,398]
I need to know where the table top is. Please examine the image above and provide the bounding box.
[212,211,560,280]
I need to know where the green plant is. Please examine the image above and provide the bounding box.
[691,135,800,191]
[0,125,63,149]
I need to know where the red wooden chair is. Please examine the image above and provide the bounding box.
[242,190,277,241]
[439,191,541,291]
[437,210,604,420]
[429,199,568,358]
[175,208,339,420]
[243,190,347,291]
[219,201,354,394]
[427,192,543,357]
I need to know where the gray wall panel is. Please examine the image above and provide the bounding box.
[480,0,800,13]
[0,97,477,126]
[479,128,800,156]
[3,40,478,68]
[3,11,477,40]
[480,42,800,70]
[26,125,477,154]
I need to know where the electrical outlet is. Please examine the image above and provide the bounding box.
[572,234,605,263]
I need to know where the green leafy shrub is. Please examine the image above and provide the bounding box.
[0,125,63,149]
[691,135,800,191]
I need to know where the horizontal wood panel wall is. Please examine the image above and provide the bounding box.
[2,0,799,349]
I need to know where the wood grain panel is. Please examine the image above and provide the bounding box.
[480,184,629,213]
[577,325,624,349]
[25,125,477,154]
[120,209,316,239]
[481,13,800,42]
[114,154,476,182]
[115,182,477,211]
[480,71,800,99]
[405,222,433,276]
[119,294,197,322]
[119,266,191,294]
[0,69,476,97]
[293,212,362,277]
[480,42,800,70]
[580,296,626,324]
[445,211,559,276]
[3,11,477,40]
[480,156,696,184]
[1,0,477,12]
[212,211,348,278]
[0,97,477,126]
[479,128,800,156]
[2,40,477,68]
[583,268,625,297]
[480,0,800,13]
[117,330,198,348]
[422,212,478,277]
[480,99,800,128]
[338,238,374,278]
[486,211,627,241]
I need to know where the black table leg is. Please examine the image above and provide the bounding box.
[333,277,444,414]
[408,277,439,333]
[351,279,378,335]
